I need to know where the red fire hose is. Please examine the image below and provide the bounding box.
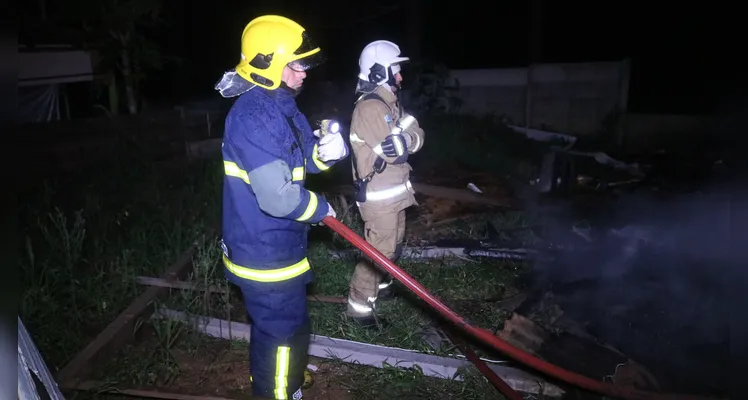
[441,327,523,400]
[323,216,723,400]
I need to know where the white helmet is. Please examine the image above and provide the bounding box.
[358,40,409,87]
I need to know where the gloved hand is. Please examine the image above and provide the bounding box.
[317,132,347,162]
[327,202,337,218]
[402,131,413,148]
[318,202,337,226]
[375,133,408,163]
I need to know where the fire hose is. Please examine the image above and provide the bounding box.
[322,216,723,400]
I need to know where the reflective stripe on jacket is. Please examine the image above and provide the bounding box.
[221,86,337,285]
[349,86,426,217]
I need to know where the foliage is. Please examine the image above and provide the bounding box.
[19,142,221,368]
[63,0,178,112]
[406,60,463,115]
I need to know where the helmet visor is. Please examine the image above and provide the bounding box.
[289,31,326,71]
[289,51,326,71]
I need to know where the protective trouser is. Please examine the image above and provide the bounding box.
[347,209,406,317]
[236,280,309,400]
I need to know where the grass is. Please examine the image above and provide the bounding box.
[19,141,222,370]
[308,239,529,352]
[325,359,507,400]
[19,111,544,399]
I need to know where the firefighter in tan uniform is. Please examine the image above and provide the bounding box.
[346,40,425,327]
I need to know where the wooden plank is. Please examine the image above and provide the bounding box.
[136,276,224,294]
[413,183,515,208]
[135,276,347,304]
[56,247,198,389]
[74,380,233,400]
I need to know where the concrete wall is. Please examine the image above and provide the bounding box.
[449,60,630,136]
[299,59,631,138]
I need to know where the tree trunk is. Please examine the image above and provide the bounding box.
[120,49,138,115]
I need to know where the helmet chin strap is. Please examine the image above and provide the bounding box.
[279,81,302,97]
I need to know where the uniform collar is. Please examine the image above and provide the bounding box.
[262,86,299,117]
[373,84,399,106]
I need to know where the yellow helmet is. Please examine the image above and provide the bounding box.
[235,15,325,90]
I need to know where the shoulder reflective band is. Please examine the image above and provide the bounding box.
[397,115,415,130]
[224,161,305,184]
[223,255,311,282]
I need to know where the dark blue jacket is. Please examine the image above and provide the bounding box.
[220,86,346,286]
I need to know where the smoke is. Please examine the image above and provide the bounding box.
[527,178,738,395]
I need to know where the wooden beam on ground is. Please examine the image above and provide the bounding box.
[56,247,198,389]
[413,183,515,208]
[330,246,536,262]
[136,276,225,294]
[135,276,347,304]
[73,380,233,400]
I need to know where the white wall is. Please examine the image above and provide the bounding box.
[18,47,97,86]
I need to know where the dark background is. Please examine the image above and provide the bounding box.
[19,0,746,115]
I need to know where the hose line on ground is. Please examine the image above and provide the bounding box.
[440,326,524,400]
[323,217,723,400]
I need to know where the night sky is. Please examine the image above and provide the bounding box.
[20,0,745,114]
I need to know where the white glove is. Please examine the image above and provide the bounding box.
[317,132,347,162]
[326,203,337,218]
[318,202,337,226]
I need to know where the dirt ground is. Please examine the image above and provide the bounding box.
[87,324,355,400]
[166,345,354,400]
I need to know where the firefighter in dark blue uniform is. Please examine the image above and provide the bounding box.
[214,15,349,400]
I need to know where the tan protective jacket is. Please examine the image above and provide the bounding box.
[349,85,426,218]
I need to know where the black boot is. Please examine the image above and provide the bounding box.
[350,314,389,330]
[377,275,397,301]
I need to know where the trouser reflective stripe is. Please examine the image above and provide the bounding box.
[236,281,309,399]
[275,346,291,399]
[347,210,405,317]
[346,296,377,317]
[347,296,377,316]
